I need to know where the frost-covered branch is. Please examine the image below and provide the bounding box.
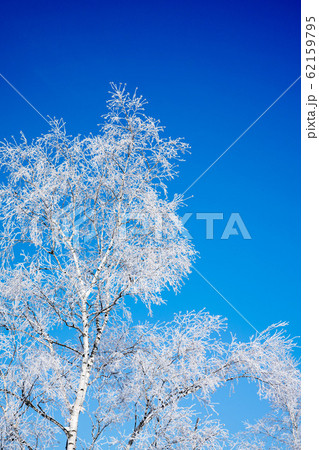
[0,84,194,448]
[0,84,300,449]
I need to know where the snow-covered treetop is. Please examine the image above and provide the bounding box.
[0,84,195,313]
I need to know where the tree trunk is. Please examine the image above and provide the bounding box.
[66,361,90,449]
[66,316,108,449]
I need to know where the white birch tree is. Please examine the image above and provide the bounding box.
[0,85,300,449]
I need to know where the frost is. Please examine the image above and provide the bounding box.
[0,85,300,449]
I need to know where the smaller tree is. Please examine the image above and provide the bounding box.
[87,311,300,449]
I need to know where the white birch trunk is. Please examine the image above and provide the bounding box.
[66,315,108,449]
[66,361,90,449]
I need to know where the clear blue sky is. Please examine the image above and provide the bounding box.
[0,0,300,442]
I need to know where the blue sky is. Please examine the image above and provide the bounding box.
[0,0,300,442]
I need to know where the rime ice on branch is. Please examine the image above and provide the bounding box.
[0,85,300,449]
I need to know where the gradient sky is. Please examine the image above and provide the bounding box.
[0,0,300,443]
